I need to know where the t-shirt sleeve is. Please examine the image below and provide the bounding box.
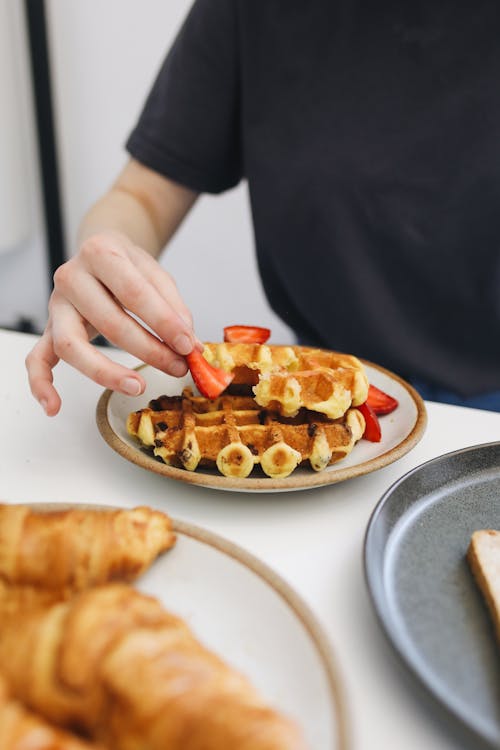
[126,0,241,194]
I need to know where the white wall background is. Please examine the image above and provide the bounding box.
[0,0,50,330]
[45,0,293,344]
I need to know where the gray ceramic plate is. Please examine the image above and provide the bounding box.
[364,442,500,748]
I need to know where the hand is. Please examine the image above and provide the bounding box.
[26,231,200,416]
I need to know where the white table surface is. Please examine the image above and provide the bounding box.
[1,328,499,750]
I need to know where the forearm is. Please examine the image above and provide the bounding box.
[77,159,198,257]
[77,188,163,256]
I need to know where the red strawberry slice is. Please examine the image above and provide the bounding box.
[223,325,271,344]
[186,350,234,399]
[366,384,399,415]
[356,401,382,442]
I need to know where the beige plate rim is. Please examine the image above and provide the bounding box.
[96,357,427,492]
[29,502,349,750]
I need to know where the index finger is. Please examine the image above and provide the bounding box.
[50,298,149,396]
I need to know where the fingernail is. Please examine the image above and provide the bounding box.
[39,398,48,413]
[170,359,188,377]
[173,333,193,356]
[121,377,142,396]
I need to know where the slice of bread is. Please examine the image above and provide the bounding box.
[467,529,500,640]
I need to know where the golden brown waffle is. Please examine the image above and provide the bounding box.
[127,388,365,479]
[203,343,369,418]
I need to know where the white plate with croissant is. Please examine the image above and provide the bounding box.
[0,503,346,749]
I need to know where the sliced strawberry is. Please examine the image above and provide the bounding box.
[366,384,399,415]
[223,325,271,344]
[186,350,234,399]
[357,401,382,442]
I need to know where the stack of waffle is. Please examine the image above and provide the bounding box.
[127,344,369,479]
[203,343,368,418]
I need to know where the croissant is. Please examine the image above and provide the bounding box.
[0,504,175,594]
[0,578,62,616]
[0,674,106,749]
[0,584,308,750]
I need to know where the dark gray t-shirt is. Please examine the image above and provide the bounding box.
[127,0,500,396]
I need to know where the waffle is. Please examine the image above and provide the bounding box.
[203,343,369,418]
[127,388,365,479]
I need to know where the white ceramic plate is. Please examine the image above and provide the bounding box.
[134,518,347,750]
[31,505,346,749]
[96,358,426,493]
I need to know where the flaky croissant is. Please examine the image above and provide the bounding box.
[0,579,63,616]
[0,584,308,750]
[0,504,175,594]
[0,674,106,749]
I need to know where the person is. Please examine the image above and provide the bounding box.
[26,0,500,415]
